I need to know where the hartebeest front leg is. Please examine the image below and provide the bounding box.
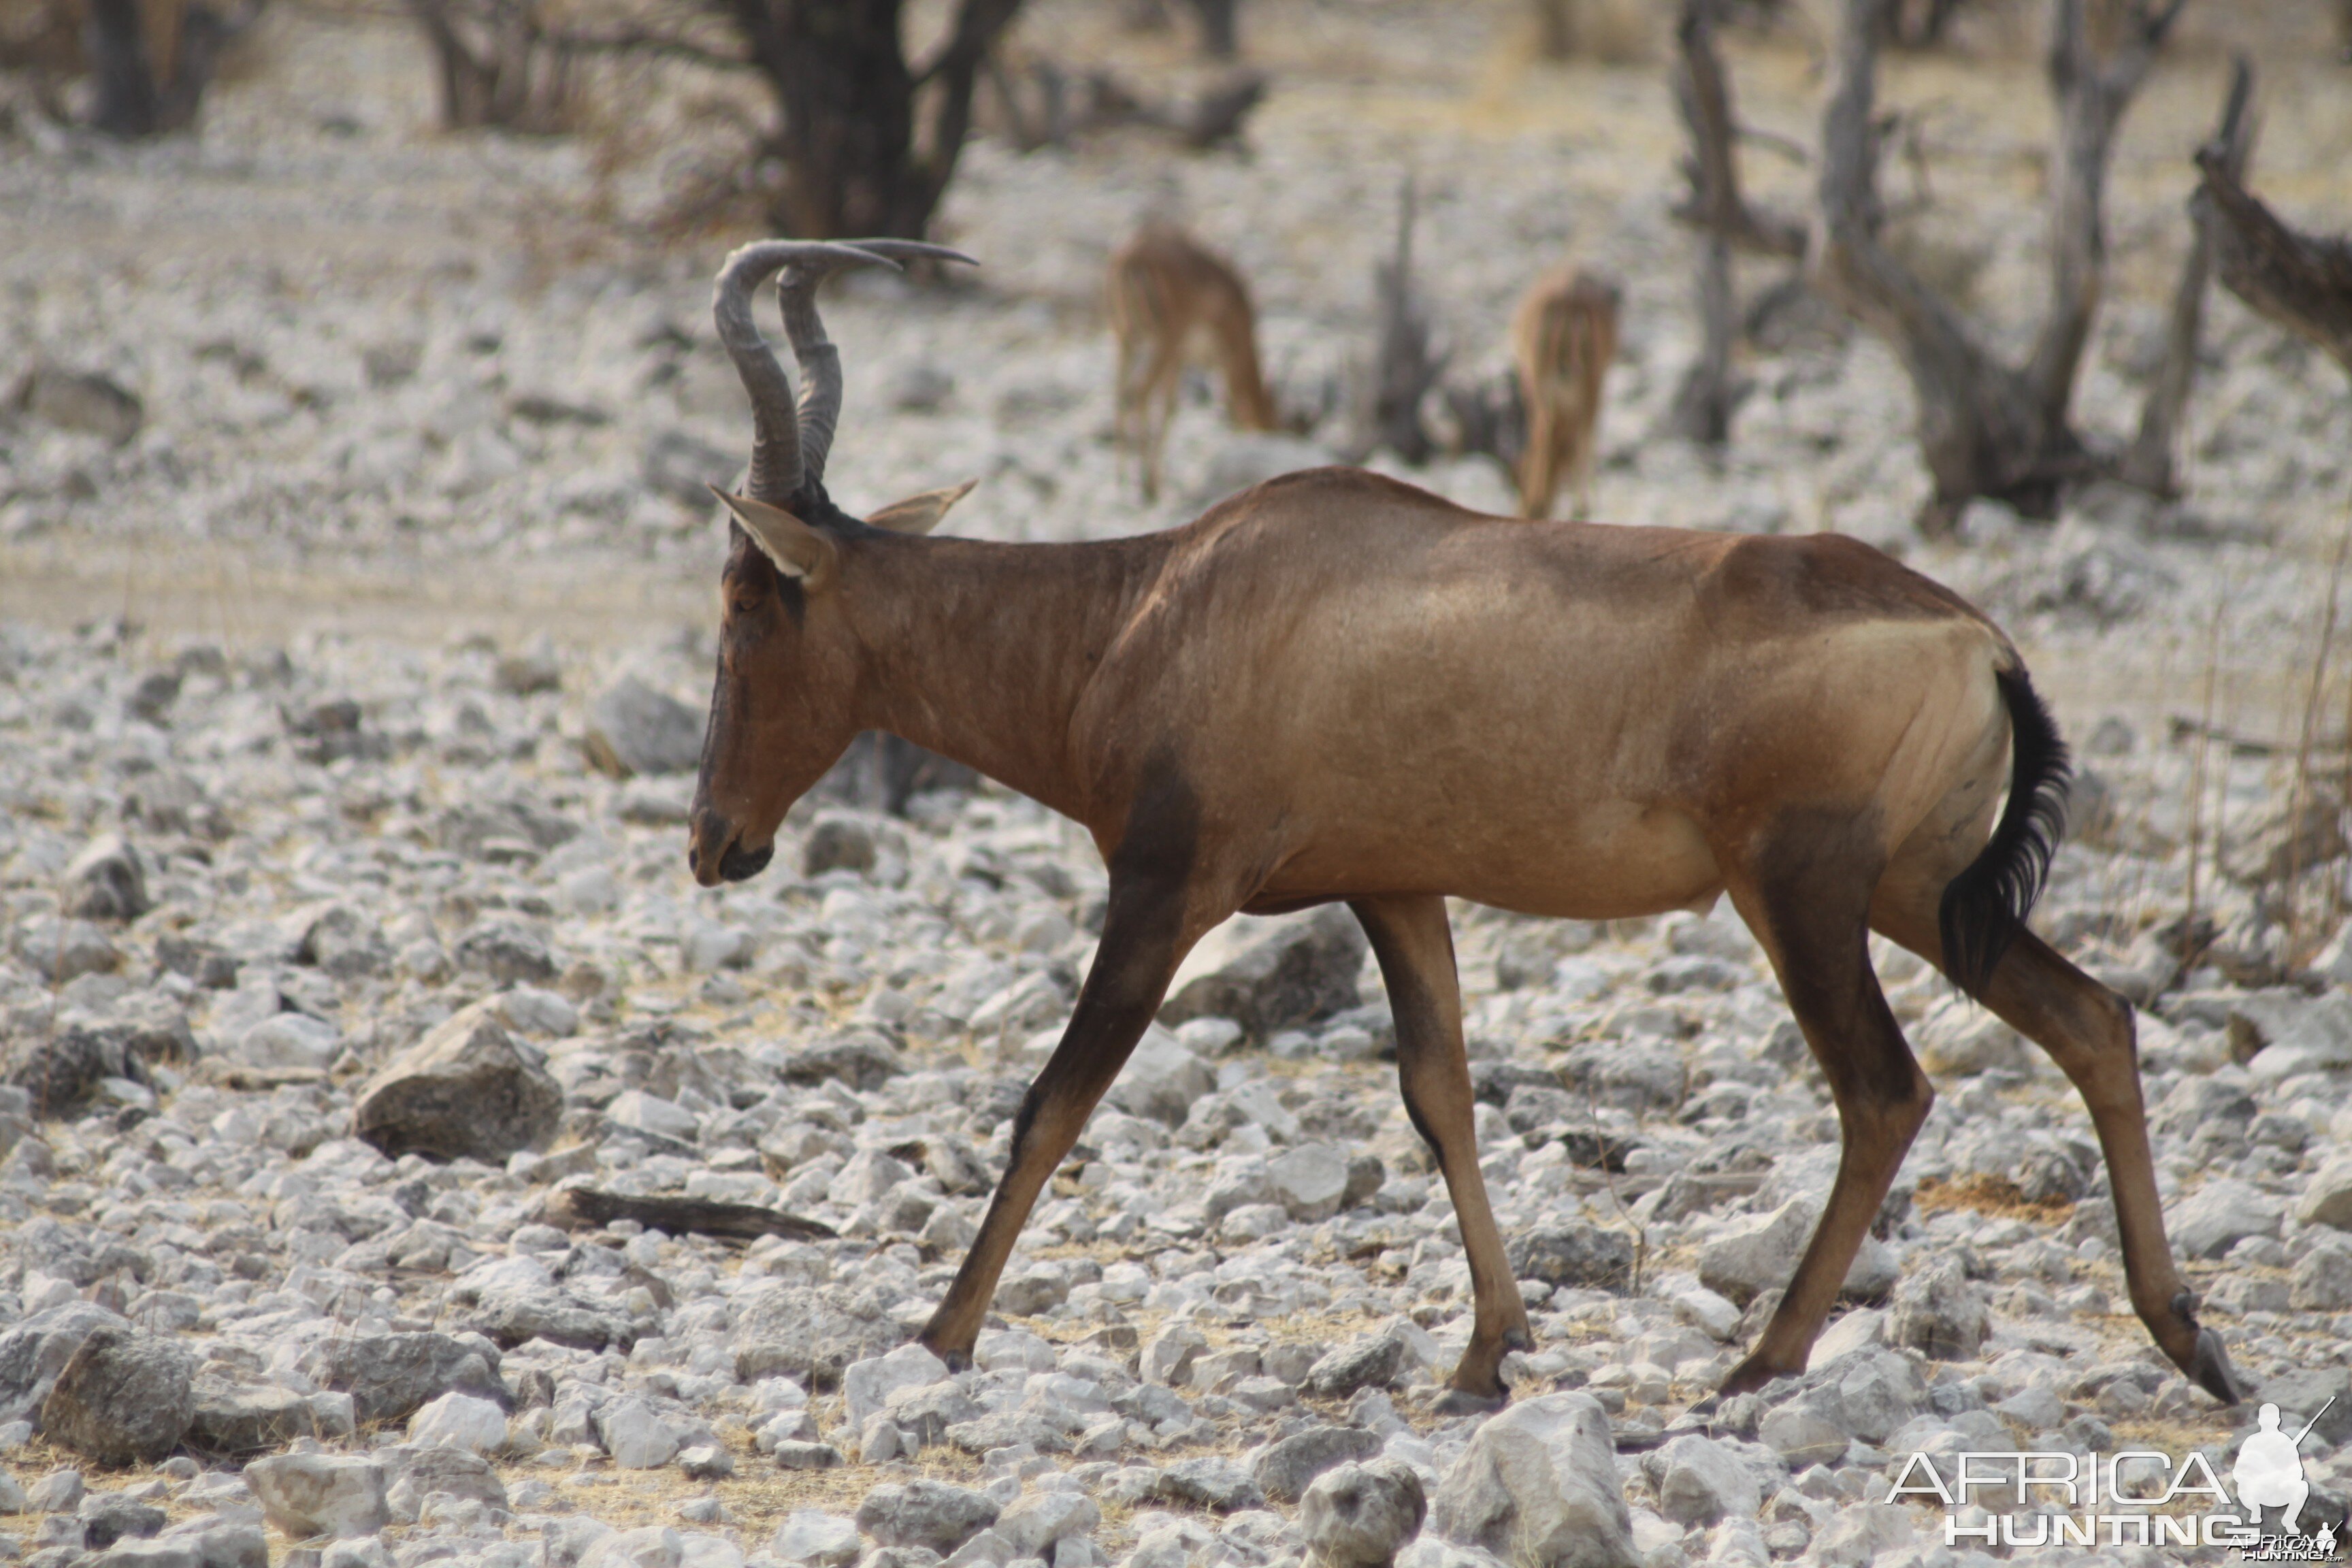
[1352,894,1533,1410]
[1720,843,1933,1394]
[917,866,1205,1367]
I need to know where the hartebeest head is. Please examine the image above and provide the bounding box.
[685,240,977,887]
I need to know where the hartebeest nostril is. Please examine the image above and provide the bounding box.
[718,840,772,882]
[687,809,738,889]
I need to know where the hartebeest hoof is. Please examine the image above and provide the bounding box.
[917,1335,973,1373]
[1429,1384,1509,1418]
[2185,1324,2244,1405]
[1716,1352,1794,1399]
[914,1326,975,1374]
[2153,1289,2243,1404]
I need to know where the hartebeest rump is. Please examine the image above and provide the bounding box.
[1107,222,1282,502]
[1512,263,1621,520]
[685,240,2240,1411]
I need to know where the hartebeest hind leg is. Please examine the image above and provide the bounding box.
[1718,830,1935,1394]
[917,864,1205,1367]
[1871,900,2242,1403]
[1352,895,1533,1408]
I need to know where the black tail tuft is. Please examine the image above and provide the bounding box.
[1939,665,2070,998]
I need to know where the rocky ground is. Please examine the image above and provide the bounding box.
[7,3,2352,1568]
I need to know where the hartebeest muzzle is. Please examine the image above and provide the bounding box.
[686,809,772,887]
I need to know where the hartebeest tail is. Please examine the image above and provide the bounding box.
[681,238,2242,1417]
[1940,666,2070,996]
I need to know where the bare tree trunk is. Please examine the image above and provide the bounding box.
[2200,119,2352,386]
[1188,0,1236,59]
[1882,0,1970,46]
[1362,176,1446,464]
[82,0,255,135]
[406,0,579,129]
[1444,374,1524,481]
[1531,0,1573,59]
[1671,0,1803,260]
[2119,54,2254,496]
[717,0,1022,240]
[83,0,161,135]
[1665,0,1782,446]
[1669,232,1748,443]
[2023,0,2183,426]
[1812,0,2180,534]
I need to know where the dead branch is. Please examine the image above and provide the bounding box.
[1813,0,2178,534]
[1668,231,1752,444]
[2023,0,2189,425]
[562,24,752,72]
[541,1185,838,1243]
[1531,0,1573,59]
[78,0,265,136]
[981,56,1262,152]
[1443,373,1525,483]
[1187,0,1237,59]
[1360,176,1446,465]
[2119,53,2253,497]
[1881,0,1972,47]
[2199,118,2352,385]
[1671,0,1805,260]
[1667,0,1773,444]
[408,0,578,131]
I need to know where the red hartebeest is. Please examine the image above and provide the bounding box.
[1107,223,1283,503]
[1512,264,1621,521]
[685,240,2240,1412]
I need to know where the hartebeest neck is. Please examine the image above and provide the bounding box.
[833,530,1173,825]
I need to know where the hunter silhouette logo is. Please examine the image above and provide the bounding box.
[2234,1399,2328,1535]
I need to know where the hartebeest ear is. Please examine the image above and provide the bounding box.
[708,487,838,591]
[865,478,979,536]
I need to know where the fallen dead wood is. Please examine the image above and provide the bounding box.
[2168,713,2350,760]
[195,1060,328,1091]
[541,1185,838,1242]
[2198,107,2352,386]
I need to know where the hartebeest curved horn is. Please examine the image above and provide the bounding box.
[712,240,979,502]
[712,241,888,504]
[770,240,977,489]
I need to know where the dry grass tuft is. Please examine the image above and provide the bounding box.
[1912,1173,2074,1225]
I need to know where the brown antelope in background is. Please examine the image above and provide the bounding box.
[1107,222,1283,502]
[1512,263,1621,519]
[685,239,2240,1411]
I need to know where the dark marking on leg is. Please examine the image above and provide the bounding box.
[1720,806,1933,1394]
[918,753,1209,1367]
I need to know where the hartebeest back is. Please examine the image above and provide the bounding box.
[685,240,2240,1412]
[1107,222,1282,502]
[1512,263,1621,520]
